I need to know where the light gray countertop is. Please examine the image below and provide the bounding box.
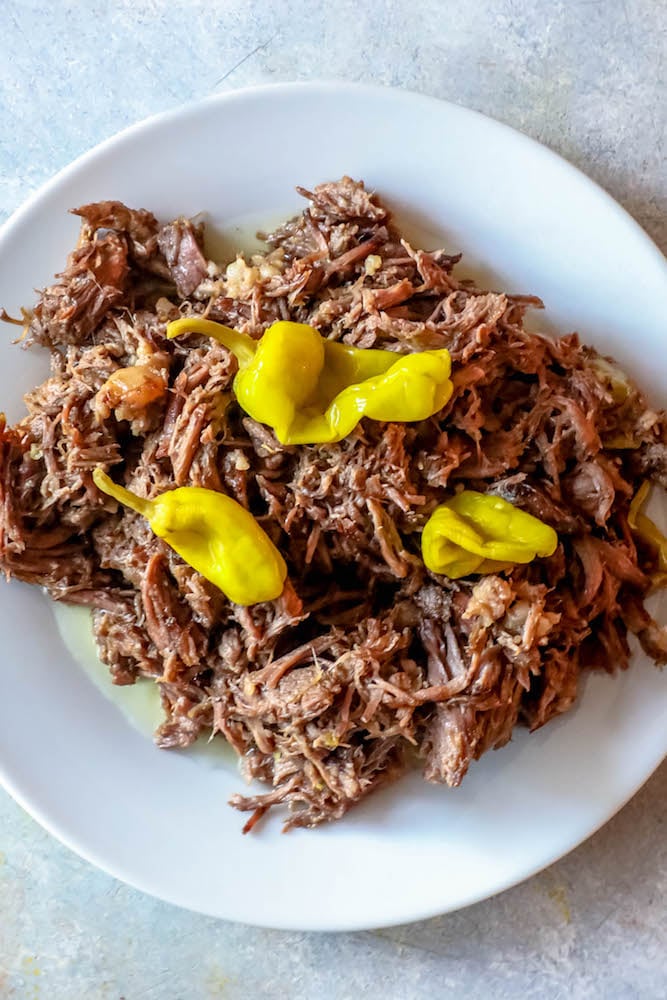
[1,2,665,998]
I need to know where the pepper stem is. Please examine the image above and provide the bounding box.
[92,468,153,519]
[166,318,257,368]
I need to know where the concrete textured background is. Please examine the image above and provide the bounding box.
[0,1,665,997]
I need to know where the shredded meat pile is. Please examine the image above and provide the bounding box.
[2,177,666,831]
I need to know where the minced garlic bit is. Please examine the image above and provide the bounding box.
[155,297,179,322]
[224,256,260,299]
[364,254,382,276]
[250,253,283,281]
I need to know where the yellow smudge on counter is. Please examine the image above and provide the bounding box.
[21,955,40,975]
[548,883,572,924]
[19,954,42,1000]
[206,965,232,996]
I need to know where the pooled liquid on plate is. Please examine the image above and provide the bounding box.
[53,603,237,770]
[203,209,293,263]
[202,205,468,284]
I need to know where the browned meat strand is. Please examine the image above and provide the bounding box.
[2,176,667,831]
[157,219,208,297]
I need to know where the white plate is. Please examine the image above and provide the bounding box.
[0,82,666,932]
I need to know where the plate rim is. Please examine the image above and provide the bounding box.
[1,80,665,265]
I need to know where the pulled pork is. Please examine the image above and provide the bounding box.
[2,177,666,831]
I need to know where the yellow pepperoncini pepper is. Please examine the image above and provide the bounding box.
[92,468,287,605]
[167,318,453,445]
[628,480,667,576]
[422,490,558,579]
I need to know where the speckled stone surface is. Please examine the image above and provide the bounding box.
[0,2,665,998]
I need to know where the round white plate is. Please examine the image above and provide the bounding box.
[0,83,666,932]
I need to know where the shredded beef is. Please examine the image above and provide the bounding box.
[2,176,666,831]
